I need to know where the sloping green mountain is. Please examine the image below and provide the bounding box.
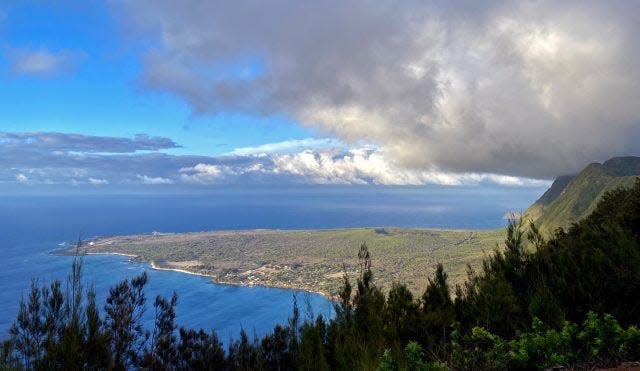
[525,156,640,235]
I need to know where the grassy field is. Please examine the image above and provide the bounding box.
[76,228,505,298]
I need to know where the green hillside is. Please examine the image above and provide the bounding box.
[524,156,640,235]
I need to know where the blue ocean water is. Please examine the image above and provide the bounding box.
[0,184,546,341]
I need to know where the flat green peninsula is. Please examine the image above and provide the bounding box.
[75,228,504,298]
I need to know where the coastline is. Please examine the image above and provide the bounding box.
[72,250,336,300]
[149,260,336,300]
[85,251,138,258]
[65,227,504,298]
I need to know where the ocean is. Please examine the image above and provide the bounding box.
[0,184,546,341]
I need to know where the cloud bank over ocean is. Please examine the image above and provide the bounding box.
[113,0,640,178]
[0,132,546,188]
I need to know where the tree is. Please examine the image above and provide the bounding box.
[142,292,179,369]
[84,286,110,369]
[353,243,386,369]
[104,272,149,370]
[384,283,420,359]
[298,315,329,371]
[227,329,263,371]
[421,264,454,361]
[177,328,225,370]
[9,280,45,369]
[49,256,85,369]
[1,339,20,370]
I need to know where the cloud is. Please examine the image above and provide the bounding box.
[0,131,548,188]
[88,177,109,185]
[179,164,225,184]
[228,138,346,156]
[137,174,174,185]
[176,147,547,186]
[113,0,640,178]
[271,148,547,186]
[8,48,85,77]
[15,173,28,183]
[0,132,179,153]
[0,132,183,187]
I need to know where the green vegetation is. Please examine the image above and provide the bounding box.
[75,228,503,297]
[450,313,640,370]
[524,156,640,235]
[4,178,640,370]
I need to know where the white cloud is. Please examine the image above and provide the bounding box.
[137,174,174,185]
[179,163,226,184]
[228,138,346,156]
[272,148,548,186]
[15,173,28,183]
[8,48,84,77]
[88,177,109,185]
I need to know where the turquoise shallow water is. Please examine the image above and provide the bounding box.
[0,185,546,340]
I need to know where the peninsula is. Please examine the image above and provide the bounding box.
[71,228,504,297]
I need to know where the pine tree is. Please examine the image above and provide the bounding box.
[353,243,386,369]
[142,292,179,369]
[421,264,454,361]
[384,283,420,357]
[9,280,45,369]
[177,328,225,370]
[84,286,110,369]
[104,272,149,370]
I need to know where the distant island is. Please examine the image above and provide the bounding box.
[68,228,504,298]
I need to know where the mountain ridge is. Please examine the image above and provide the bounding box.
[524,156,640,235]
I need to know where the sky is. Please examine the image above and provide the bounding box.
[1,0,639,191]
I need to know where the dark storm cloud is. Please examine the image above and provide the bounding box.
[112,0,640,178]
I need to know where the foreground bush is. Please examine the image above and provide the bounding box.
[451,313,640,370]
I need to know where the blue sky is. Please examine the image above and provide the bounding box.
[1,1,638,190]
[0,1,313,157]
